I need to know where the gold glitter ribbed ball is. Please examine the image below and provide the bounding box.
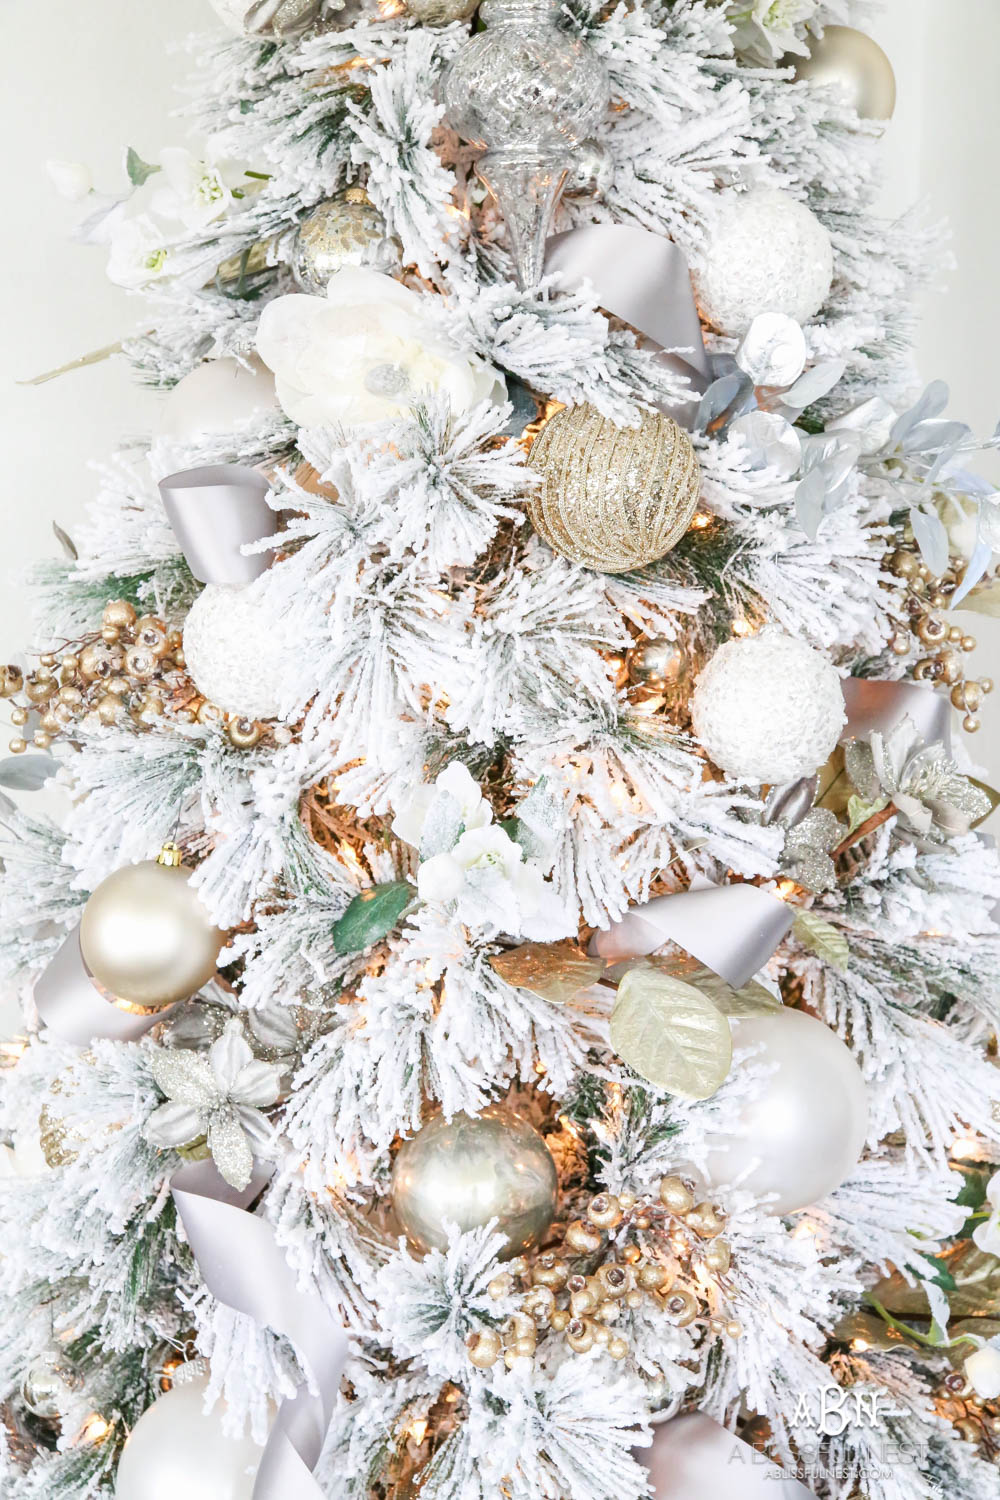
[526,405,701,573]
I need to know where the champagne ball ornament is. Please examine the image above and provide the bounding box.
[289,190,400,296]
[691,628,846,784]
[391,1108,558,1258]
[404,0,478,23]
[440,0,610,287]
[20,1354,75,1420]
[158,356,278,444]
[704,1009,868,1214]
[791,26,897,121]
[208,0,322,35]
[114,1372,264,1500]
[692,188,834,338]
[527,405,701,573]
[80,845,227,1010]
[627,637,688,689]
[182,582,298,722]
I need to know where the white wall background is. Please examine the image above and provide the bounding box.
[1,1,998,781]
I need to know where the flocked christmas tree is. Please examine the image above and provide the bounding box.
[4,2,1000,1497]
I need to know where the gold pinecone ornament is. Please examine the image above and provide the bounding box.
[526,405,701,573]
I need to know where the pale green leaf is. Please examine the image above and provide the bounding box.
[333,881,413,954]
[847,793,889,835]
[126,146,160,187]
[793,910,850,972]
[610,967,732,1100]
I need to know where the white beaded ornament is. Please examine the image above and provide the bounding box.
[691,628,846,784]
[183,582,297,721]
[692,188,834,338]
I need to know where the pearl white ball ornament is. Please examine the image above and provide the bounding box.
[80,847,227,1010]
[392,1108,558,1259]
[692,188,834,338]
[159,357,278,444]
[691,628,846,784]
[114,1373,264,1500]
[183,582,298,722]
[704,1009,868,1214]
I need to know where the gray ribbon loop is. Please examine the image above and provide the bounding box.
[544,224,710,421]
[172,1159,349,1500]
[34,925,169,1044]
[840,676,952,751]
[158,463,275,585]
[592,883,794,988]
[638,1414,817,1498]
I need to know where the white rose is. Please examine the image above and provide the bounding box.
[46,158,93,201]
[965,1341,1000,1401]
[419,825,571,941]
[392,762,493,851]
[256,266,507,429]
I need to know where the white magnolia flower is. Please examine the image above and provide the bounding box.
[419,824,572,942]
[392,761,493,853]
[973,1172,1000,1256]
[46,158,93,202]
[105,211,174,289]
[256,266,506,428]
[965,1340,1000,1401]
[143,1020,282,1190]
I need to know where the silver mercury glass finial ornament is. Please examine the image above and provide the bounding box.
[440,0,610,289]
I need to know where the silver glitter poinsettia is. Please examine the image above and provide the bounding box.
[144,1019,282,1190]
[780,807,843,893]
[844,717,993,851]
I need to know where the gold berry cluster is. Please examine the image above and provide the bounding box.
[466,1174,739,1371]
[888,548,993,732]
[1,601,290,754]
[935,1371,1000,1459]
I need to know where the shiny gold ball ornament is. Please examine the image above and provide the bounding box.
[791,26,897,122]
[79,844,228,1010]
[527,405,701,573]
[289,190,400,296]
[391,1108,558,1259]
[626,636,688,689]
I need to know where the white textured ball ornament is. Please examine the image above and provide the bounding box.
[692,188,834,337]
[159,356,278,444]
[114,1374,264,1500]
[704,1009,869,1214]
[80,848,227,1009]
[691,628,846,784]
[183,583,295,721]
[392,1109,558,1259]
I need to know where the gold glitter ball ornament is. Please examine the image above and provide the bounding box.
[526,405,701,573]
[289,190,401,296]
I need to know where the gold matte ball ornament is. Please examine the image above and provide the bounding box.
[79,844,228,1009]
[791,26,897,122]
[526,404,701,574]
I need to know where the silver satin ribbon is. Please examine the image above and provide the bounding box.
[592,882,793,988]
[34,925,170,1044]
[637,1414,817,1498]
[158,463,275,585]
[544,224,710,422]
[172,1159,349,1500]
[840,677,952,751]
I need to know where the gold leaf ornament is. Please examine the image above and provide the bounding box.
[489,943,605,1004]
[610,964,733,1100]
[792,910,850,972]
[527,404,701,573]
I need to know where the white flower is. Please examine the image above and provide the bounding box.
[105,210,173,288]
[973,1173,1000,1256]
[46,158,93,201]
[729,0,817,62]
[965,1340,1000,1401]
[392,762,493,853]
[256,266,506,429]
[143,1020,282,1190]
[419,824,572,942]
[150,146,243,231]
